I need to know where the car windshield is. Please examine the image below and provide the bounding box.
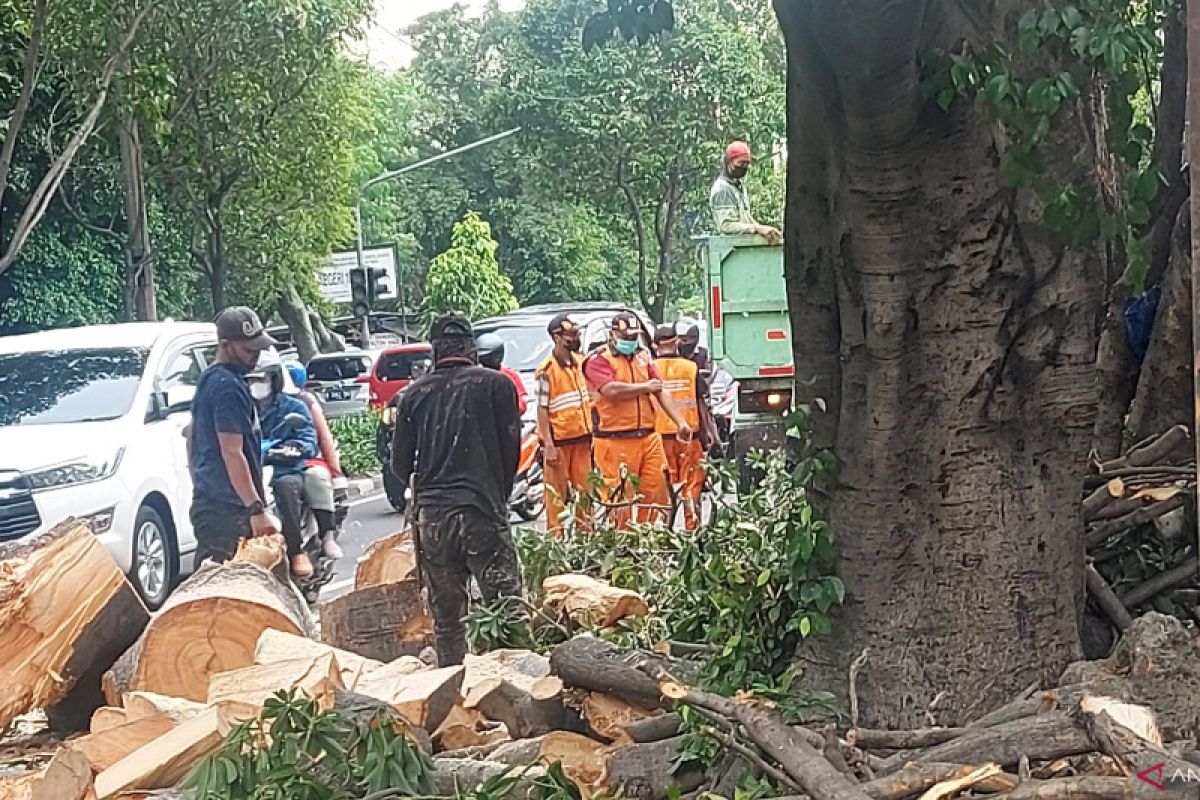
[308,356,368,382]
[0,347,149,426]
[378,350,432,382]
[479,325,553,372]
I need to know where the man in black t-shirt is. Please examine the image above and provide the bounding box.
[189,307,280,564]
[391,313,523,665]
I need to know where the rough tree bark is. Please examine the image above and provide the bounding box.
[775,0,1098,727]
[120,113,158,322]
[278,286,320,362]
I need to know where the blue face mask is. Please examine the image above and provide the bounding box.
[614,338,639,356]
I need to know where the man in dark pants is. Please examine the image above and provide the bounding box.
[391,313,524,666]
[189,307,280,564]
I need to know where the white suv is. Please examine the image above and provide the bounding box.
[0,321,220,607]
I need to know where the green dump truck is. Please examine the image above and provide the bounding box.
[700,234,793,465]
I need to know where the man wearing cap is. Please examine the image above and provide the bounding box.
[535,313,593,535]
[391,313,524,666]
[709,140,781,242]
[188,307,280,565]
[653,325,714,531]
[583,312,693,529]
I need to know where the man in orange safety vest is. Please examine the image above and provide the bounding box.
[535,313,593,535]
[652,325,714,530]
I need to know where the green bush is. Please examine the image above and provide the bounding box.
[330,411,381,478]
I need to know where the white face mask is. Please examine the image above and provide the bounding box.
[249,381,272,401]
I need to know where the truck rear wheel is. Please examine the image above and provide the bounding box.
[732,423,788,495]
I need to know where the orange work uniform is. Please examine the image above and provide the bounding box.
[583,346,670,529]
[535,352,593,534]
[654,356,704,530]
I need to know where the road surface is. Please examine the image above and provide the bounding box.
[319,492,406,602]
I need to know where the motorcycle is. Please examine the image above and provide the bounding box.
[377,395,407,513]
[707,366,737,459]
[510,421,544,522]
[262,412,342,604]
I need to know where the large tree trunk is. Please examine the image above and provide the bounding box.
[120,113,157,322]
[278,285,320,362]
[775,0,1097,727]
[1124,212,1191,448]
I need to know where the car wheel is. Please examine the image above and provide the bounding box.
[132,505,177,610]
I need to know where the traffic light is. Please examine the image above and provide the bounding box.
[349,267,369,318]
[367,266,388,306]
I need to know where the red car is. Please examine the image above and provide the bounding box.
[367,343,433,409]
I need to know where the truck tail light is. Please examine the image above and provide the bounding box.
[711,287,722,328]
[766,330,787,340]
[740,388,792,414]
[758,365,795,377]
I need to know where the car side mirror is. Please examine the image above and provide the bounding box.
[164,385,196,415]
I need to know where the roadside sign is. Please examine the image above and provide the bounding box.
[319,246,398,304]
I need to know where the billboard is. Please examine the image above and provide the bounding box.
[319,246,398,304]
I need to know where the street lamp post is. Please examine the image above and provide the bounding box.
[353,127,521,345]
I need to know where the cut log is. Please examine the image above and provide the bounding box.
[432,702,510,752]
[989,776,1158,799]
[461,650,578,738]
[847,727,966,751]
[93,707,223,799]
[354,527,418,589]
[604,735,707,800]
[884,712,1092,774]
[0,522,150,733]
[1085,495,1187,549]
[491,731,610,794]
[580,692,660,744]
[253,628,384,689]
[1100,425,1190,471]
[550,637,671,710]
[68,713,176,772]
[355,664,463,731]
[918,763,1005,800]
[1078,695,1196,786]
[0,748,94,800]
[1119,557,1200,608]
[330,688,433,752]
[542,574,649,628]
[862,762,1017,800]
[89,708,127,734]
[1085,564,1134,631]
[432,759,546,798]
[206,653,344,719]
[121,693,205,725]
[320,578,433,662]
[623,711,682,743]
[104,561,315,703]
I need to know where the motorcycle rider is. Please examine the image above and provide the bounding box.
[476,333,528,415]
[247,351,319,577]
[286,362,346,559]
[535,313,593,535]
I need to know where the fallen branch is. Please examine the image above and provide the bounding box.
[641,662,871,800]
[989,776,1152,799]
[1118,557,1199,608]
[847,727,966,750]
[861,762,1015,800]
[1085,564,1134,631]
[701,725,804,794]
[1099,425,1190,471]
[1084,495,1186,549]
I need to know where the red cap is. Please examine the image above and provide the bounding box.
[725,140,751,161]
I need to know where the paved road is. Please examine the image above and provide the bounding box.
[319,492,406,601]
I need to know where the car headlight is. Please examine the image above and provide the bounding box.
[26,448,125,492]
[381,406,397,426]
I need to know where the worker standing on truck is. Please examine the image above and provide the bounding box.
[653,326,714,530]
[584,312,692,528]
[709,140,782,243]
[535,313,594,535]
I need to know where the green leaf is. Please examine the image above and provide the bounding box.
[1131,170,1160,204]
[1127,200,1151,226]
[799,617,812,637]
[936,86,955,112]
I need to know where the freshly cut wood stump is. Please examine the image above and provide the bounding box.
[355,528,418,589]
[543,575,648,628]
[490,731,610,794]
[579,692,660,745]
[207,653,345,720]
[103,559,315,704]
[68,713,176,772]
[320,577,432,662]
[433,702,510,752]
[89,707,128,734]
[0,522,149,733]
[254,628,386,689]
[94,707,223,799]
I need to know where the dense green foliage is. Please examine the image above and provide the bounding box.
[329,410,381,478]
[424,212,518,319]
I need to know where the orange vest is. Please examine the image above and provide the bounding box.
[535,353,592,444]
[654,356,700,434]
[586,347,657,436]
